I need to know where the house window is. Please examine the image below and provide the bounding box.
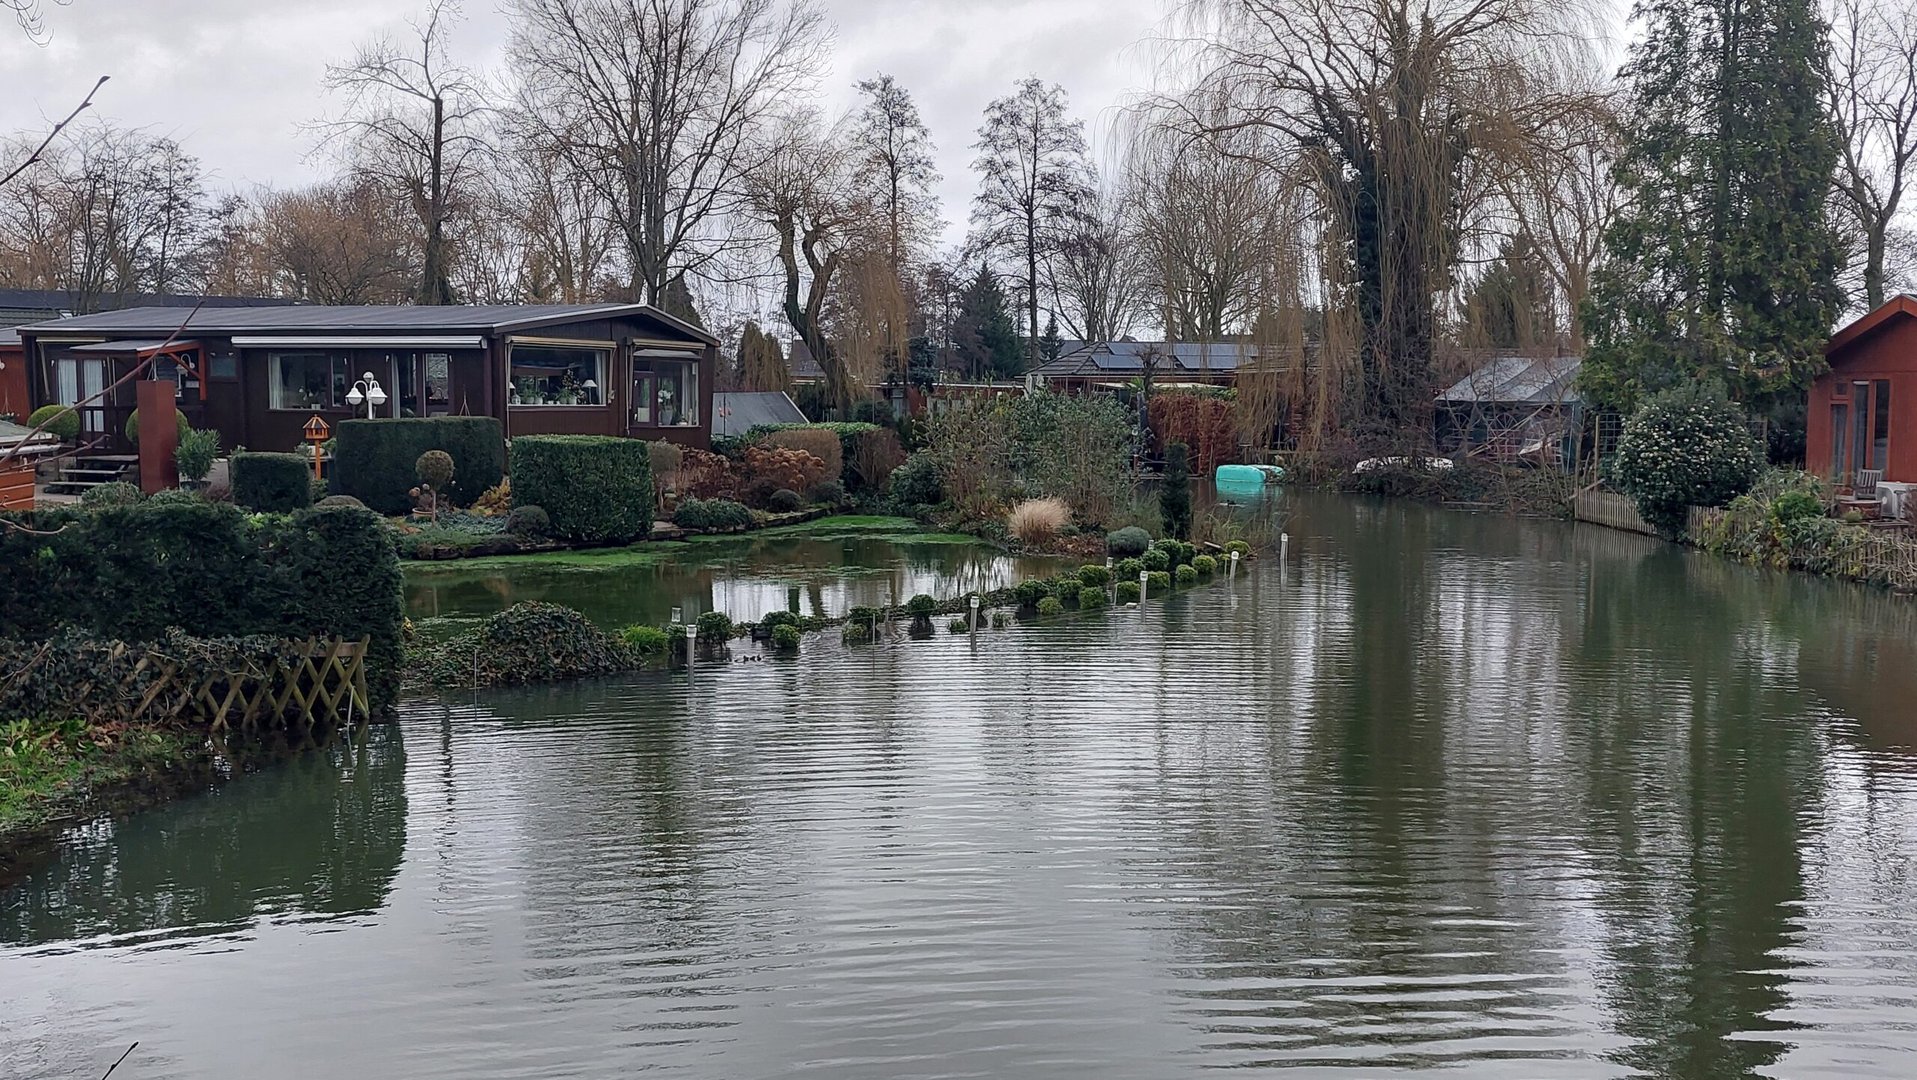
[1832,404,1849,478]
[654,359,697,426]
[269,352,349,410]
[630,372,653,425]
[208,351,238,379]
[510,344,606,406]
[1853,383,1872,478]
[1872,379,1891,473]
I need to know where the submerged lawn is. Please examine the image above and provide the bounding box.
[0,719,204,859]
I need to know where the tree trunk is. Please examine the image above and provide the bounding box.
[419,94,452,305]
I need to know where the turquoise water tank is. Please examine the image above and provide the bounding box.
[1214,463,1277,499]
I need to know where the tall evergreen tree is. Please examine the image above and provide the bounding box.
[953,266,1023,379]
[1583,0,1843,421]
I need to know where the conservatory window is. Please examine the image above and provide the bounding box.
[509,344,607,406]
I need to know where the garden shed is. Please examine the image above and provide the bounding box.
[15,303,718,456]
[1435,354,1582,465]
[1809,294,1916,490]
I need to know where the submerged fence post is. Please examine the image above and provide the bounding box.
[1139,568,1150,604]
[685,622,697,676]
[969,594,980,636]
[1280,531,1289,564]
[1230,550,1241,578]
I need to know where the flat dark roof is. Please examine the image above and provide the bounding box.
[17,303,718,344]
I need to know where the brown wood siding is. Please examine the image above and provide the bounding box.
[1812,306,1917,484]
[0,458,35,509]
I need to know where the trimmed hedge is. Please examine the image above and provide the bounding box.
[0,501,404,710]
[232,451,314,512]
[332,417,506,515]
[510,434,653,544]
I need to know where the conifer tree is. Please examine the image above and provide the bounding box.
[1583,0,1843,424]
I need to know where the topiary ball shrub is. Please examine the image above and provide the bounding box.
[123,407,190,447]
[1107,526,1151,557]
[760,610,801,631]
[905,593,938,618]
[695,610,733,641]
[621,625,670,656]
[80,480,142,508]
[1115,557,1143,579]
[1192,554,1218,576]
[1078,563,1111,588]
[808,479,846,506]
[1612,382,1763,538]
[26,403,79,441]
[1014,579,1052,608]
[315,494,368,510]
[1035,596,1065,619]
[771,623,802,651]
[1770,489,1824,525]
[416,449,455,490]
[1146,570,1172,594]
[948,616,970,634]
[1078,586,1109,611]
[768,487,805,513]
[1115,580,1141,604]
[1143,548,1171,573]
[1175,563,1199,586]
[507,504,551,538]
[231,451,314,512]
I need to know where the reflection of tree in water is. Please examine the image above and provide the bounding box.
[0,724,408,947]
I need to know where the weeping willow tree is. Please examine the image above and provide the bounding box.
[1170,0,1596,451]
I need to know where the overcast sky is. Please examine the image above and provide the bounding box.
[0,0,1175,250]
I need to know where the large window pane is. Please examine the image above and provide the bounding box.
[630,372,653,425]
[1832,404,1849,478]
[655,359,697,426]
[1853,383,1872,481]
[510,345,605,406]
[271,352,345,410]
[1873,379,1891,473]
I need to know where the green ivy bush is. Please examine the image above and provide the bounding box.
[511,434,652,544]
[1611,382,1763,537]
[1036,596,1065,619]
[1107,527,1151,557]
[1770,489,1823,525]
[1078,586,1109,610]
[332,417,505,514]
[948,617,970,634]
[1225,540,1252,557]
[232,452,314,512]
[760,610,801,631]
[26,403,78,441]
[1115,580,1141,604]
[426,602,634,687]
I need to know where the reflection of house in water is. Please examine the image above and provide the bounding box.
[1435,354,1582,467]
[1790,586,1917,755]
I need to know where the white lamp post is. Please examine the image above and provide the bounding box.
[969,594,981,635]
[344,372,387,420]
[1138,567,1150,604]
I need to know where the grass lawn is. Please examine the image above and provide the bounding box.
[0,718,202,842]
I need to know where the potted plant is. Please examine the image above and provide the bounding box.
[175,427,221,491]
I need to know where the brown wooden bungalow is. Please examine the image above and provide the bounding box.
[1808,294,1916,504]
[16,303,719,454]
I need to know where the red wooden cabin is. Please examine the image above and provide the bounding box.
[1808,295,1917,488]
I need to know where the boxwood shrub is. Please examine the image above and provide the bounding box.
[1035,596,1065,619]
[510,434,652,544]
[232,451,314,512]
[1078,586,1109,610]
[332,417,506,514]
[1115,580,1141,604]
[1175,563,1199,585]
[1146,570,1172,594]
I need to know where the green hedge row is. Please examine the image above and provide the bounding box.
[0,501,405,711]
[510,434,652,543]
[232,451,313,512]
[331,416,505,514]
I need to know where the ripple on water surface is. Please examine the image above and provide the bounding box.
[7,493,1917,1079]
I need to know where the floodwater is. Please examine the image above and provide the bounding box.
[7,492,1917,1079]
[403,521,1071,635]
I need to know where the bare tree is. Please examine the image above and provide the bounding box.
[970,78,1091,370]
[1830,0,1917,309]
[1048,180,1142,344]
[850,74,940,274]
[1494,88,1622,350]
[320,0,490,304]
[507,0,828,305]
[252,177,415,304]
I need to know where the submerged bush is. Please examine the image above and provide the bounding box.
[1107,526,1151,557]
[1078,586,1109,611]
[1014,579,1052,608]
[1143,548,1170,573]
[1146,570,1171,594]
[1612,382,1762,537]
[1115,556,1143,579]
[1115,580,1141,604]
[1035,596,1065,619]
[620,625,670,656]
[437,602,634,686]
[948,616,970,634]
[905,593,938,618]
[1225,540,1252,558]
[770,623,801,651]
[1175,564,1198,586]
[1078,563,1111,587]
[1191,554,1218,576]
[695,610,734,640]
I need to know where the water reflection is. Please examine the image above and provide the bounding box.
[6,493,1917,1079]
[405,534,1069,633]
